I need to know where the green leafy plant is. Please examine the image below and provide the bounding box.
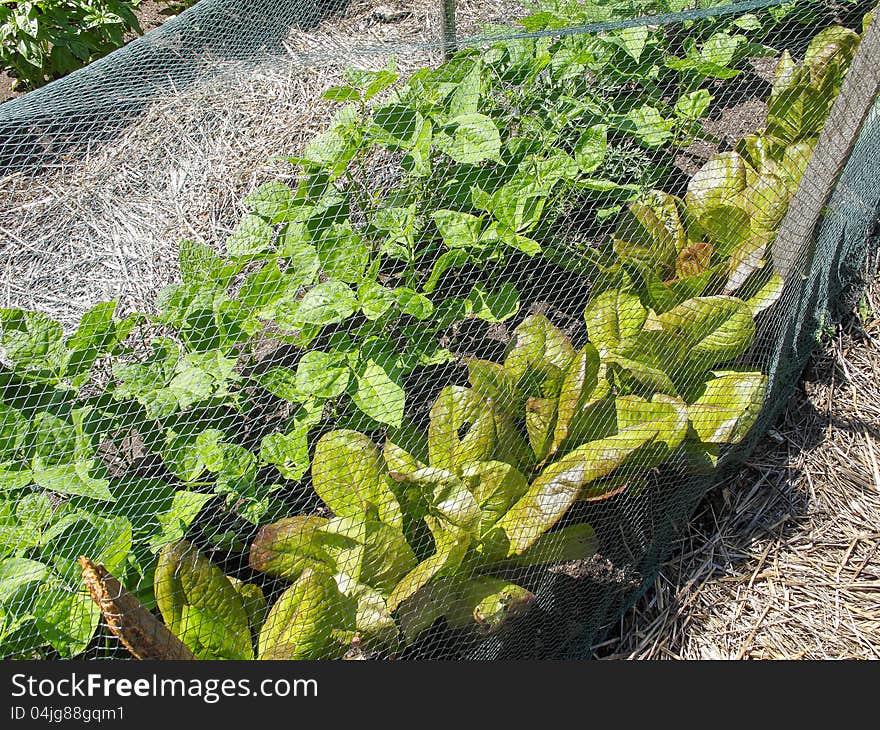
[0,1,144,89]
[233,287,766,657]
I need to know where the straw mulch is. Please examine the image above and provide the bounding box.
[0,0,525,331]
[597,259,880,660]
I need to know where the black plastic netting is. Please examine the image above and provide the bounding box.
[0,0,878,661]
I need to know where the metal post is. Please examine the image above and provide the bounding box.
[442,0,457,60]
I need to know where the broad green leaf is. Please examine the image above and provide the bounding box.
[725,232,770,294]
[405,117,433,177]
[358,281,396,320]
[702,32,741,67]
[573,124,607,173]
[249,515,337,581]
[259,427,312,481]
[228,579,267,636]
[422,249,469,294]
[372,104,421,146]
[0,463,33,491]
[32,587,99,659]
[0,558,48,597]
[237,262,286,312]
[492,224,542,255]
[657,295,756,373]
[742,172,790,231]
[296,350,350,399]
[151,491,213,551]
[684,152,748,221]
[459,460,529,537]
[346,64,399,100]
[258,568,354,660]
[503,314,577,388]
[65,301,130,379]
[0,310,66,375]
[605,344,680,396]
[372,205,417,259]
[311,430,402,527]
[613,191,684,267]
[302,112,360,180]
[155,541,254,660]
[612,25,649,61]
[323,511,417,594]
[477,179,547,236]
[448,60,483,116]
[508,523,597,566]
[466,283,520,323]
[41,513,131,587]
[293,281,358,326]
[447,577,534,635]
[803,25,859,89]
[244,181,299,223]
[316,222,369,283]
[226,214,274,257]
[0,404,27,459]
[345,581,399,653]
[551,344,601,456]
[467,358,520,413]
[279,241,323,289]
[675,89,712,119]
[428,386,497,472]
[431,209,484,250]
[386,520,470,612]
[688,371,767,444]
[323,85,361,102]
[32,459,113,502]
[393,288,434,320]
[616,394,688,448]
[496,429,655,554]
[583,288,647,354]
[742,270,784,315]
[351,360,405,428]
[436,113,502,165]
[383,425,429,474]
[626,105,673,148]
[696,204,753,257]
[388,467,480,535]
[525,397,557,461]
[254,366,300,402]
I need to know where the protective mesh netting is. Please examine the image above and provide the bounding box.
[0,0,878,660]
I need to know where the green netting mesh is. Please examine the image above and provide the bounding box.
[0,0,877,661]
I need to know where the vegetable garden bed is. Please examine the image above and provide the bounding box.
[0,0,877,660]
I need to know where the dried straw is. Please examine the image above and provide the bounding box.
[0,0,526,331]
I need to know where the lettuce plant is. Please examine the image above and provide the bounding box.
[239,287,767,658]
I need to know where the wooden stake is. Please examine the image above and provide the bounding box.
[79,556,195,660]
